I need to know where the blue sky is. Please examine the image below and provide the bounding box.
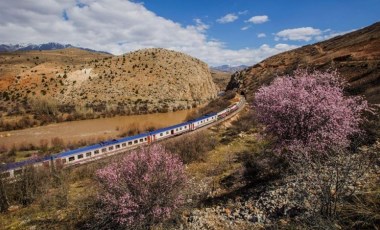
[143,0,379,49]
[0,0,379,66]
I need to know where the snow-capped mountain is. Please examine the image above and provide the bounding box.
[0,42,110,54]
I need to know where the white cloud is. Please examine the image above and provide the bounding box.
[238,10,248,15]
[275,27,356,42]
[315,29,355,41]
[217,13,238,24]
[0,0,296,66]
[247,15,269,24]
[275,27,322,41]
[257,33,266,38]
[241,26,250,31]
[191,18,209,32]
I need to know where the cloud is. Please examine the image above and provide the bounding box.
[247,15,269,24]
[191,18,209,32]
[315,29,356,41]
[257,33,266,38]
[0,0,296,66]
[275,27,321,41]
[241,26,250,31]
[217,13,238,24]
[275,27,355,42]
[238,10,248,15]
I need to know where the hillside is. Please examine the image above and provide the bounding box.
[210,69,232,92]
[0,48,217,117]
[227,22,380,103]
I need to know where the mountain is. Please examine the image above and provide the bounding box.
[211,65,248,73]
[227,22,380,104]
[0,48,217,114]
[0,42,110,54]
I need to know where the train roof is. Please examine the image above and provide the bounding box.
[192,113,217,122]
[150,121,191,135]
[1,155,51,172]
[57,132,149,158]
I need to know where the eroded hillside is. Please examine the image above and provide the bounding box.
[0,48,217,116]
[228,22,380,103]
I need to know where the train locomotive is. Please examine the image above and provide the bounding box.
[1,99,242,179]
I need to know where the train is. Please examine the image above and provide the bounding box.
[0,99,243,179]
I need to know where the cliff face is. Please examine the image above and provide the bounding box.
[227,22,380,103]
[0,48,218,113]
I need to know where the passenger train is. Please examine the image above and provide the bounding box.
[0,99,243,179]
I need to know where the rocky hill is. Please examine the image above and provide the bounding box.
[227,22,380,103]
[0,48,217,115]
[210,69,232,92]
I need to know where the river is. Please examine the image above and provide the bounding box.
[0,109,197,149]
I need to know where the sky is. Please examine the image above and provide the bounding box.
[0,0,379,66]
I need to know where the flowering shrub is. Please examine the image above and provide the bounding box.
[253,69,367,154]
[253,69,372,220]
[96,145,187,228]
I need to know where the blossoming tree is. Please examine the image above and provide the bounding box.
[253,69,367,155]
[96,144,187,228]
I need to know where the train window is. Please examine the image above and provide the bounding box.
[176,128,178,131]
[184,126,187,128]
[94,150,100,154]
[139,138,143,142]
[116,144,120,149]
[69,156,75,162]
[102,148,107,153]
[86,152,91,157]
[144,137,147,141]
[109,146,114,151]
[160,133,163,136]
[128,141,132,145]
[1,172,10,178]
[166,131,169,134]
[133,140,137,144]
[122,143,126,147]
[78,154,83,159]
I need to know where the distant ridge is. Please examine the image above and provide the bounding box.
[211,65,248,73]
[0,42,111,54]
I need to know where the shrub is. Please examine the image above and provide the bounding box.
[164,131,217,164]
[253,69,367,154]
[95,145,187,229]
[253,69,373,220]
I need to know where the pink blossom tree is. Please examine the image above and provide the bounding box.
[253,69,367,155]
[253,69,370,218]
[96,144,187,229]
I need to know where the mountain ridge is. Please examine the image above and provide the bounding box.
[0,42,111,55]
[211,65,248,73]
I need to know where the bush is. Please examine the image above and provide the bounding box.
[95,145,187,229]
[253,69,367,154]
[164,131,217,164]
[221,111,257,143]
[253,69,374,220]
